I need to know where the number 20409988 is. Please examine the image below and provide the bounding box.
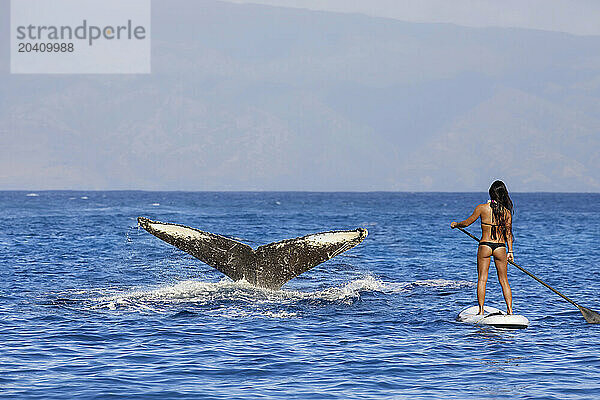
[18,42,74,52]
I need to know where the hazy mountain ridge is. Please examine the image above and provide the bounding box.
[1,0,599,191]
[399,87,600,191]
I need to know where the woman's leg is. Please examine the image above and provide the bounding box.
[493,248,513,315]
[477,246,492,315]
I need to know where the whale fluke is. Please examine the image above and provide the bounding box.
[137,217,367,289]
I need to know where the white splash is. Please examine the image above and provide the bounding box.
[80,275,473,316]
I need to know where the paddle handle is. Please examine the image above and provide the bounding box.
[455,226,580,308]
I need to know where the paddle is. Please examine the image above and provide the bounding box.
[455,226,600,324]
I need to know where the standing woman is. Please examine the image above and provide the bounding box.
[451,180,515,315]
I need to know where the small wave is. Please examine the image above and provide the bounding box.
[26,193,39,197]
[171,310,197,318]
[218,308,298,319]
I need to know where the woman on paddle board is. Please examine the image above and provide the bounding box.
[451,180,514,315]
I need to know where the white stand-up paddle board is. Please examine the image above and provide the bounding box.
[458,306,529,329]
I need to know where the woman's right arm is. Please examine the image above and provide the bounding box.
[451,204,483,229]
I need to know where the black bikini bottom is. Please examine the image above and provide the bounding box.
[479,241,506,251]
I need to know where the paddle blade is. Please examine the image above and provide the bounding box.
[578,305,600,324]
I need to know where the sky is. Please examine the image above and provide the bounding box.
[226,0,600,36]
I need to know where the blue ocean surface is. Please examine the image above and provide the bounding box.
[1,192,599,399]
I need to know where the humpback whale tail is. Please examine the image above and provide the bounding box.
[137,217,367,290]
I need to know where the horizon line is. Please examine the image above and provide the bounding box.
[2,189,599,194]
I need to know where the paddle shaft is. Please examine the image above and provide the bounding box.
[456,226,579,308]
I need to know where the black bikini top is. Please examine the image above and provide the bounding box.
[481,222,498,227]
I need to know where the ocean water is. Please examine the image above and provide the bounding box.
[1,191,599,399]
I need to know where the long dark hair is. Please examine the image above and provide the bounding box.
[489,180,514,243]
